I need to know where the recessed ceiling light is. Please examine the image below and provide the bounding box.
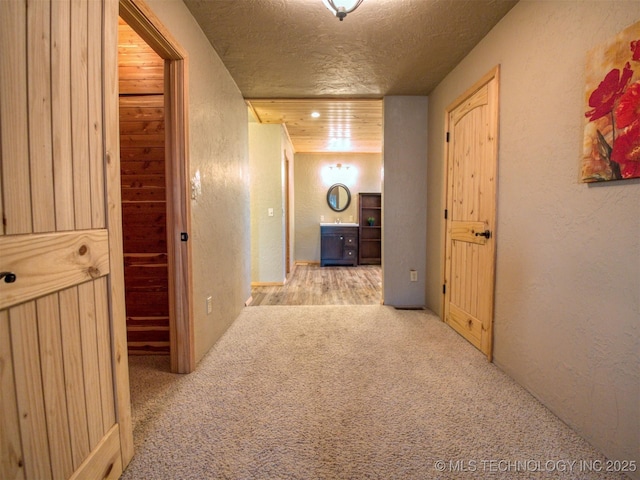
[311,111,320,118]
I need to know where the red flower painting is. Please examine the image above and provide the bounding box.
[582,21,640,182]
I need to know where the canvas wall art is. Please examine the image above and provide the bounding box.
[582,20,640,182]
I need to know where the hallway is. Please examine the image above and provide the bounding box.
[123,305,627,479]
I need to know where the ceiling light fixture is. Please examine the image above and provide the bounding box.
[322,0,364,21]
[329,163,350,170]
[311,111,320,118]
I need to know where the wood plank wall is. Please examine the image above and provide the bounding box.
[118,18,169,355]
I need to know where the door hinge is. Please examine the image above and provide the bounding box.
[446,132,450,143]
[442,284,446,294]
[444,209,448,220]
[180,232,189,242]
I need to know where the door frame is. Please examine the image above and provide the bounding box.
[285,153,291,277]
[441,66,499,361]
[119,0,194,373]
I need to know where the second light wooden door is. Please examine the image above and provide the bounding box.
[443,67,499,361]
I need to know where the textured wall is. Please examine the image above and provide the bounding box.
[426,1,640,471]
[249,123,287,284]
[383,96,428,307]
[145,0,251,363]
[294,153,381,262]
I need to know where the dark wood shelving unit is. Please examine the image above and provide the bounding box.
[358,193,381,265]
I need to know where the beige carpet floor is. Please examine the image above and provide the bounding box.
[122,306,626,479]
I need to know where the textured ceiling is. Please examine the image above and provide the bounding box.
[183,0,518,151]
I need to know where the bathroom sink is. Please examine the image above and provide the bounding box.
[320,222,359,227]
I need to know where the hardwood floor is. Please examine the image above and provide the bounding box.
[249,265,382,306]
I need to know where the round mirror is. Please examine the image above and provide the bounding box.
[327,183,351,212]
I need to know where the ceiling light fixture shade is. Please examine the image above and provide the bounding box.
[322,0,364,21]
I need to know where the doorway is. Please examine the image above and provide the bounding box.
[285,154,291,276]
[119,0,194,373]
[442,66,499,361]
[118,17,169,357]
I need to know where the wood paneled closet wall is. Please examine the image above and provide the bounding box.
[118,18,169,354]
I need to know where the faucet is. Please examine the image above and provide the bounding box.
[335,218,341,224]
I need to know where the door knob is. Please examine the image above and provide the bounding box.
[475,230,491,239]
[0,272,17,283]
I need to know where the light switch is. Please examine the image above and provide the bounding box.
[268,208,274,217]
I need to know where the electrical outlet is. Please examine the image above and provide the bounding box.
[206,296,213,314]
[268,208,274,217]
[410,270,418,282]
[320,215,325,222]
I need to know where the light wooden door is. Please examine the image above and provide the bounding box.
[0,1,133,478]
[443,67,499,361]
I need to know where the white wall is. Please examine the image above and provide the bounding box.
[294,153,381,262]
[249,123,291,284]
[426,1,640,471]
[145,0,251,362]
[383,96,428,307]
